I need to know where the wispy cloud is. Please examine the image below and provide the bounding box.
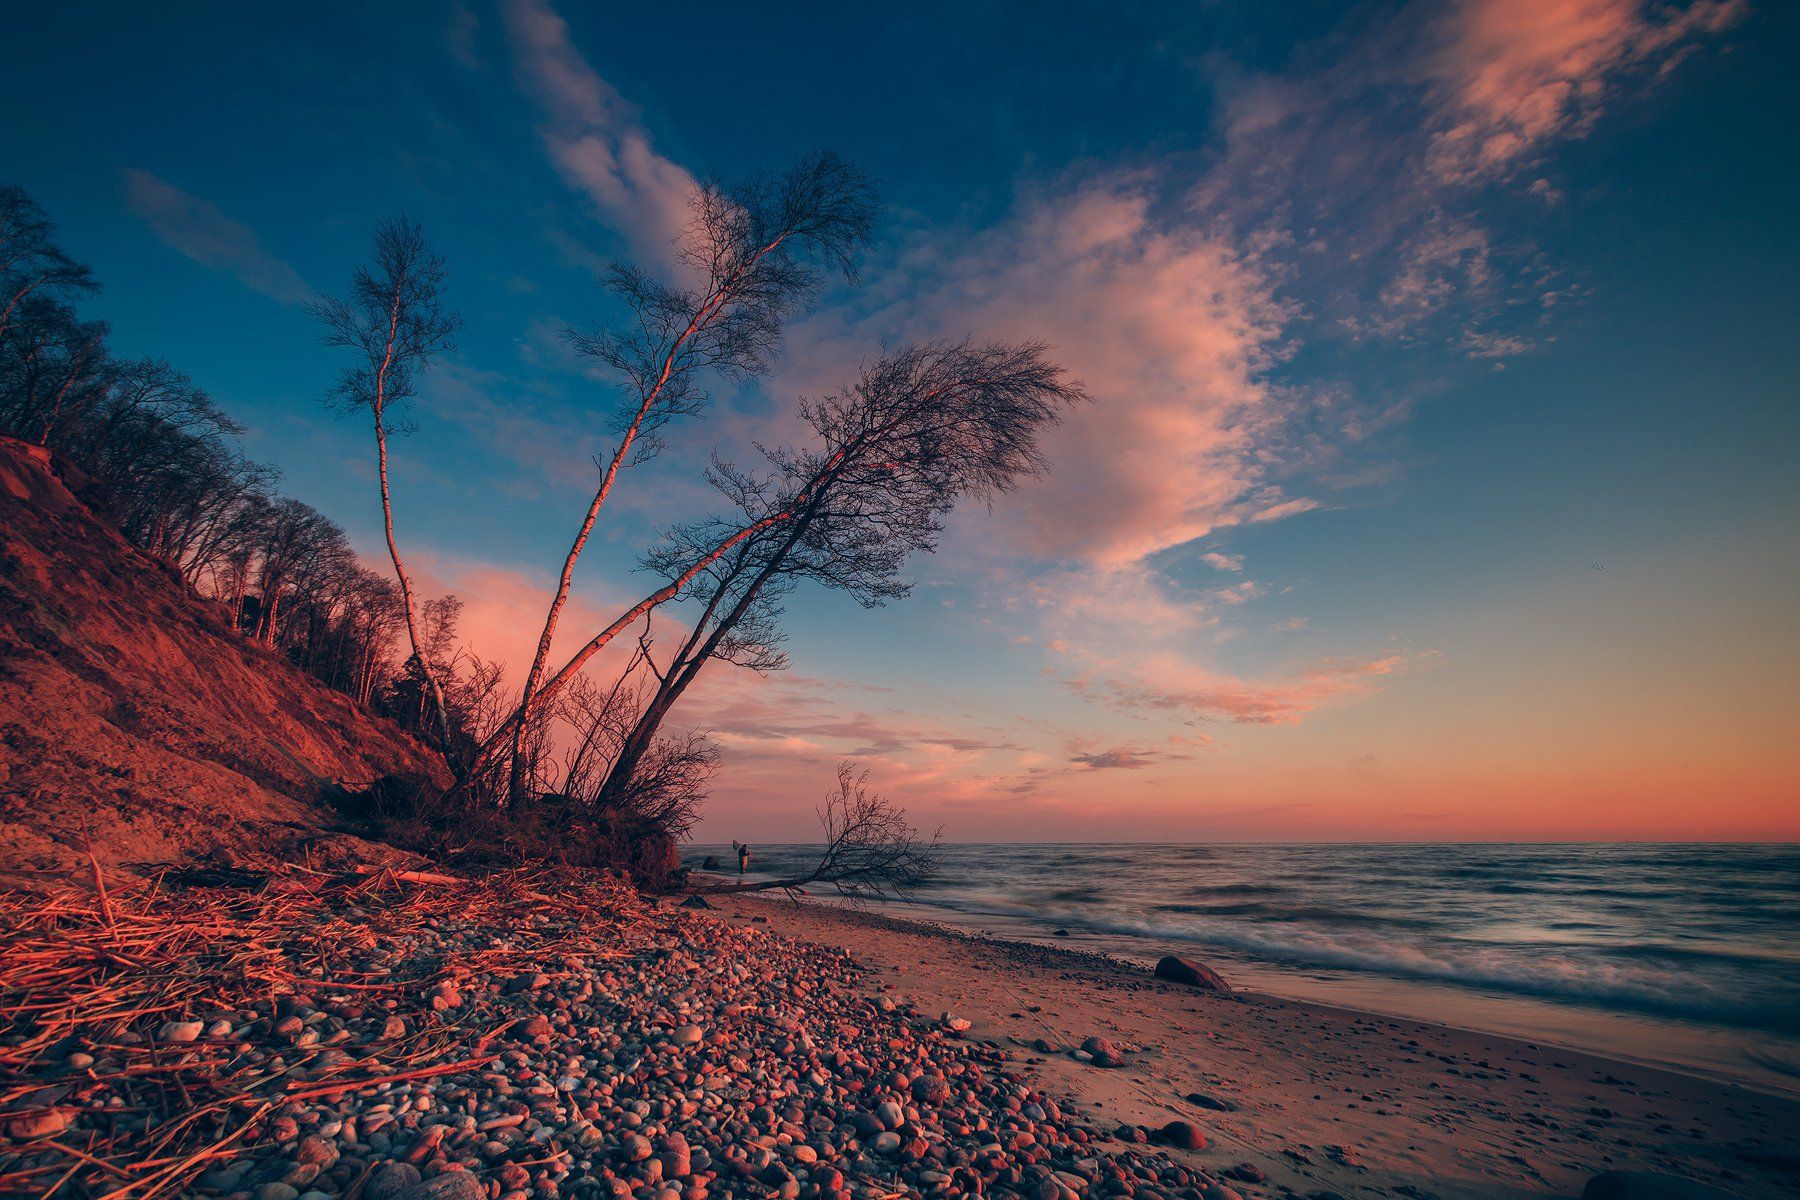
[1201,551,1245,572]
[500,0,698,267]
[121,169,311,305]
[1070,748,1159,770]
[1071,651,1414,725]
[1424,0,1749,183]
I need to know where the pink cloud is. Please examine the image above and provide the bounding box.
[1200,551,1244,572]
[1427,0,1748,182]
[501,0,698,266]
[1021,563,1416,726]
[740,175,1315,574]
[1076,651,1413,725]
[935,183,1298,567]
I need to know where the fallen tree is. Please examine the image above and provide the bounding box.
[691,762,939,900]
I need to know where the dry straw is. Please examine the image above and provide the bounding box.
[0,860,640,1200]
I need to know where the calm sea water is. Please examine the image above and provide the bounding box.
[684,842,1800,1092]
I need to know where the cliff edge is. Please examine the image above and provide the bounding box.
[0,436,447,880]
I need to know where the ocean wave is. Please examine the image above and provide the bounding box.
[911,896,1800,1033]
[687,843,1800,1037]
[1151,901,1430,928]
[1174,882,1285,897]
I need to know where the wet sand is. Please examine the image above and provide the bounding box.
[713,893,1800,1199]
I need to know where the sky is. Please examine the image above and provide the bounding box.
[3,0,1796,842]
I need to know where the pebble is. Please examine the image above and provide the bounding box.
[1157,1121,1208,1151]
[391,1174,485,1200]
[157,1020,204,1042]
[7,1109,70,1139]
[365,1162,421,1200]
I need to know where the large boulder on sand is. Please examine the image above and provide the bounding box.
[1154,955,1228,991]
[1583,1172,1736,1200]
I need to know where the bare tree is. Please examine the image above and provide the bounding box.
[0,185,96,347]
[594,339,1085,807]
[248,498,339,646]
[506,150,878,799]
[697,763,940,898]
[460,338,1080,796]
[311,218,461,755]
[0,186,492,734]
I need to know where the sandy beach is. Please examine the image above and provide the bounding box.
[710,892,1800,1200]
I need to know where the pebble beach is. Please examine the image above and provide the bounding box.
[2,868,1794,1200]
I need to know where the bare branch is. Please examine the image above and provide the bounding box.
[695,763,940,899]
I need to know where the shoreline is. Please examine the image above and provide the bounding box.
[685,844,1800,1104]
[756,891,1799,1103]
[705,889,1800,1199]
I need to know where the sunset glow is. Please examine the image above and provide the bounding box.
[4,0,1794,843]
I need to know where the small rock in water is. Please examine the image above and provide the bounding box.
[1153,955,1228,991]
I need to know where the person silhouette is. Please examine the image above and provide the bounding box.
[737,843,750,875]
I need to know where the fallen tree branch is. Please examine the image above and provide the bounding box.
[687,763,938,902]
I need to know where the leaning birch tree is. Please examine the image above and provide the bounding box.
[311,218,461,754]
[504,150,877,797]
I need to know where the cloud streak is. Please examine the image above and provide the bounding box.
[500,0,698,267]
[121,170,311,305]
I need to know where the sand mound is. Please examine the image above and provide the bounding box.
[0,436,447,881]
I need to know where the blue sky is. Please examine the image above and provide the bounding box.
[4,0,1795,839]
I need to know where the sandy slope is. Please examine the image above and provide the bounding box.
[0,436,446,880]
[712,895,1800,1199]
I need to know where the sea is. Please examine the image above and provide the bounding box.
[682,842,1800,1093]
